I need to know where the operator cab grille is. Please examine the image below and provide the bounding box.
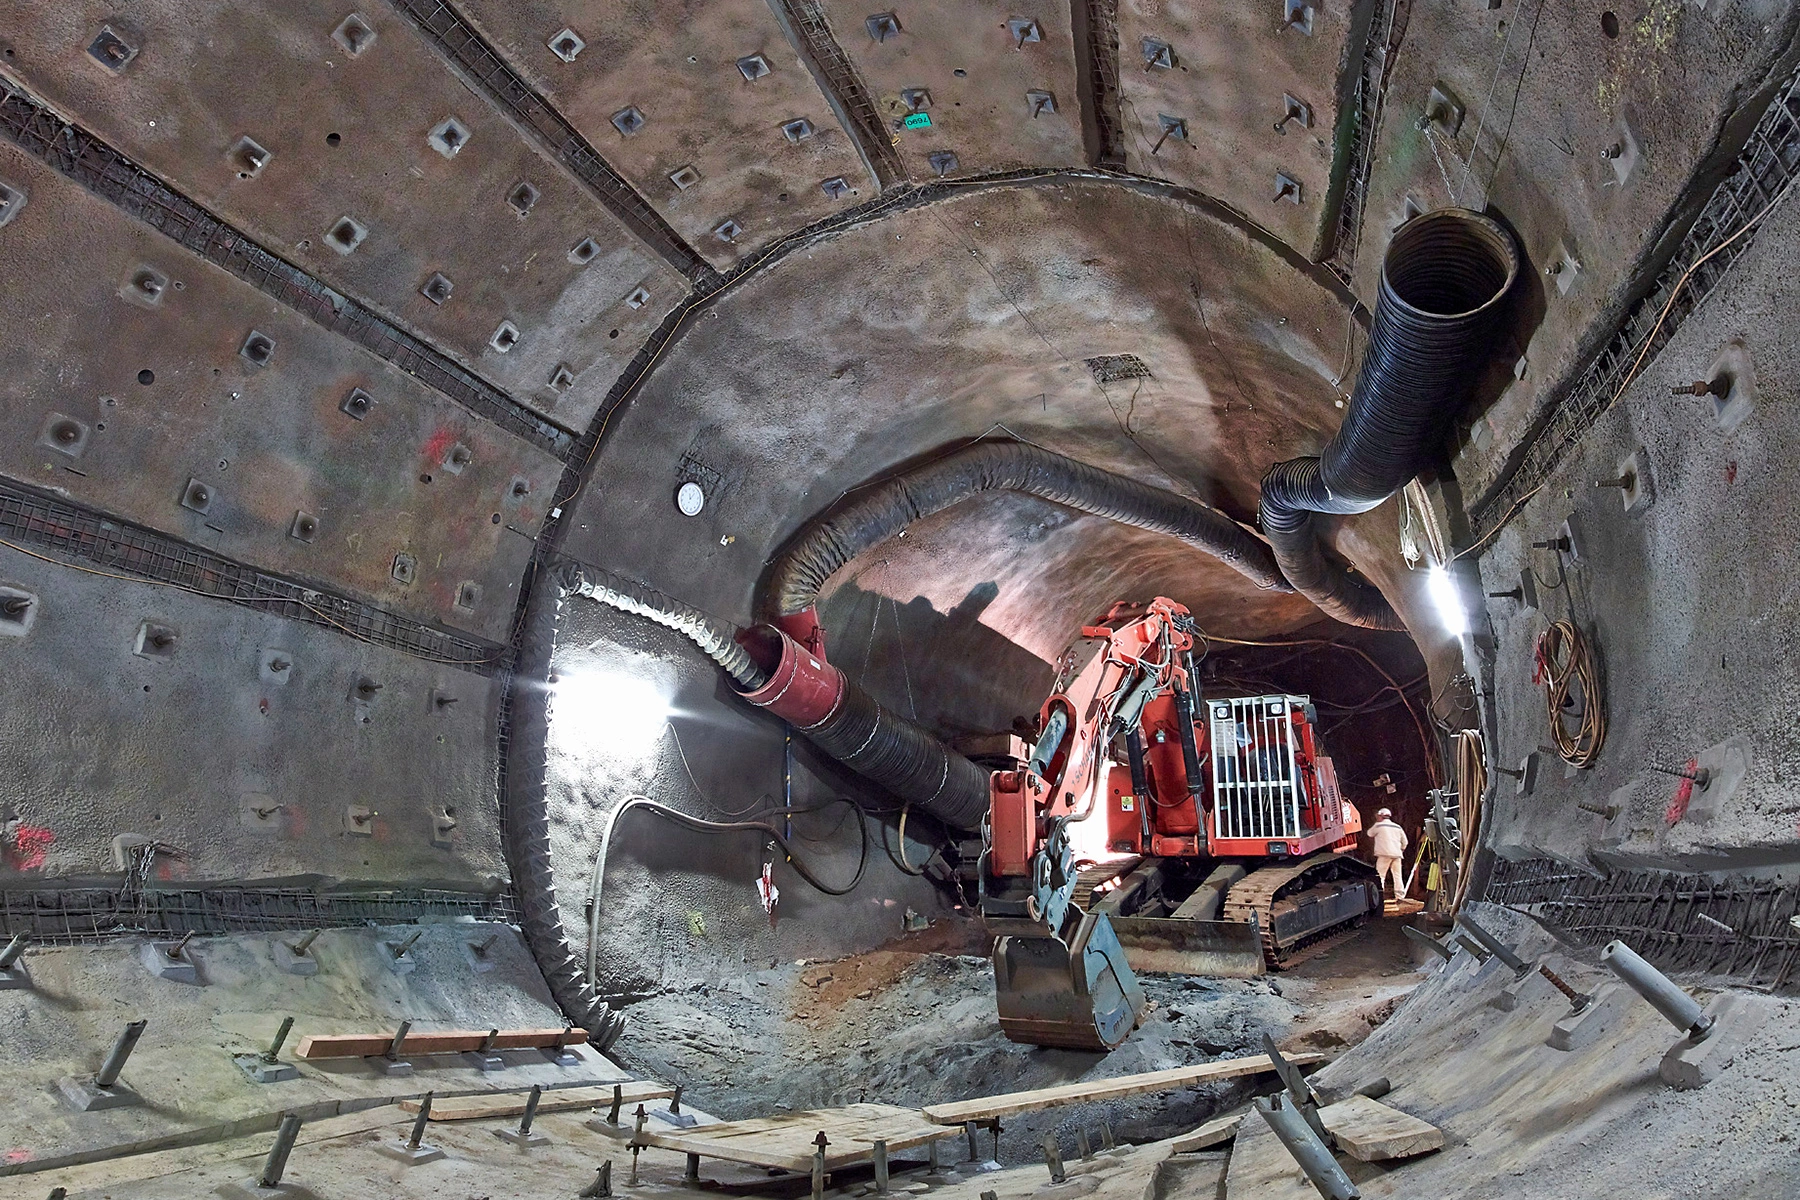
[1208,695,1307,841]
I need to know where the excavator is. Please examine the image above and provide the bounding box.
[977,597,1380,1050]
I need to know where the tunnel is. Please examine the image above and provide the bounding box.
[0,1,1797,1197]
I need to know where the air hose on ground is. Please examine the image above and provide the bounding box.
[763,440,1290,619]
[1258,209,1520,630]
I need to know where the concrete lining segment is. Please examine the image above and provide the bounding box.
[380,0,715,284]
[0,475,508,676]
[0,84,575,459]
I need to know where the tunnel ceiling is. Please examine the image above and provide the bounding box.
[2,0,1797,884]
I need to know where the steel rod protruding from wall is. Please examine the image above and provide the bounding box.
[1454,912,1528,973]
[1601,940,1714,1038]
[1256,1094,1359,1200]
[260,1114,303,1188]
[95,1020,147,1088]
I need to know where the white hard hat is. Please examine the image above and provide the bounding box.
[1376,808,1392,819]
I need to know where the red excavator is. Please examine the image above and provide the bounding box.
[978,597,1379,1050]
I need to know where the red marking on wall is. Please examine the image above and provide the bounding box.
[1665,758,1701,826]
[420,426,460,466]
[4,824,53,871]
[3,1148,31,1165]
[1726,461,1738,484]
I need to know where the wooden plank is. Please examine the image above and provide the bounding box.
[636,1106,957,1172]
[399,1081,674,1122]
[294,1027,586,1060]
[1168,1108,1248,1154]
[921,1053,1323,1125]
[1318,1095,1444,1162]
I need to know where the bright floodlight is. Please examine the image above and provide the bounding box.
[1427,563,1467,636]
[551,667,672,757]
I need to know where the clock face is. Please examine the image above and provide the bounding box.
[675,481,706,517]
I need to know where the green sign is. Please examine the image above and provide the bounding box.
[903,112,932,130]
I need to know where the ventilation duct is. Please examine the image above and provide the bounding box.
[1258,209,1520,630]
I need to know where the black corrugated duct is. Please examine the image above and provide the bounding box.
[1258,209,1519,630]
[507,566,628,1051]
[764,441,1289,618]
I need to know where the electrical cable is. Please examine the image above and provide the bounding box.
[1534,620,1605,768]
[885,802,926,876]
[1450,730,1486,913]
[585,795,870,987]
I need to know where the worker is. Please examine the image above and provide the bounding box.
[1370,808,1408,900]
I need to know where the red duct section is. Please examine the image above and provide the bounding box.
[733,624,847,729]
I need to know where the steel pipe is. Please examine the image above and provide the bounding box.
[1601,940,1713,1038]
[1455,912,1529,973]
[260,1114,303,1188]
[1256,1094,1359,1200]
[95,1020,147,1088]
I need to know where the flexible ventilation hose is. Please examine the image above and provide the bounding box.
[560,564,990,830]
[1259,209,1520,629]
[507,566,628,1051]
[764,440,1289,618]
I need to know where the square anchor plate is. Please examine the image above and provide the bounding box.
[235,1053,299,1084]
[494,1127,551,1147]
[141,941,198,982]
[377,1139,447,1165]
[59,1075,143,1111]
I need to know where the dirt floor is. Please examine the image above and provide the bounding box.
[610,913,1429,1164]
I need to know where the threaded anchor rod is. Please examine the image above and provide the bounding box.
[519,1085,543,1136]
[391,929,424,958]
[386,1020,412,1061]
[408,1093,433,1149]
[0,933,27,970]
[1537,964,1591,1012]
[262,1017,295,1063]
[287,928,322,955]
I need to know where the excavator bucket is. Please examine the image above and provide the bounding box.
[992,912,1146,1051]
[1107,916,1269,978]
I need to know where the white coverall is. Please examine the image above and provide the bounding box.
[1369,818,1409,898]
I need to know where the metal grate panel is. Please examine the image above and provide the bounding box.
[1078,0,1126,169]
[0,884,515,944]
[772,0,907,189]
[1325,0,1412,283]
[1471,64,1800,537]
[0,85,576,460]
[383,0,714,283]
[1208,695,1306,840]
[0,476,508,675]
[1486,857,1800,993]
[1085,353,1151,383]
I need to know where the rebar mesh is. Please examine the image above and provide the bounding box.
[1486,857,1800,993]
[0,884,516,944]
[1326,0,1412,283]
[773,0,907,188]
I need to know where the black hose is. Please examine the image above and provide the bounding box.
[793,678,992,829]
[765,441,1289,617]
[508,566,628,1051]
[606,797,870,896]
[1259,209,1519,629]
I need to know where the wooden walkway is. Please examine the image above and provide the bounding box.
[921,1052,1321,1125]
[401,1080,675,1122]
[635,1103,958,1173]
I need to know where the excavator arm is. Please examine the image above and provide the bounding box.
[979,599,1197,1049]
